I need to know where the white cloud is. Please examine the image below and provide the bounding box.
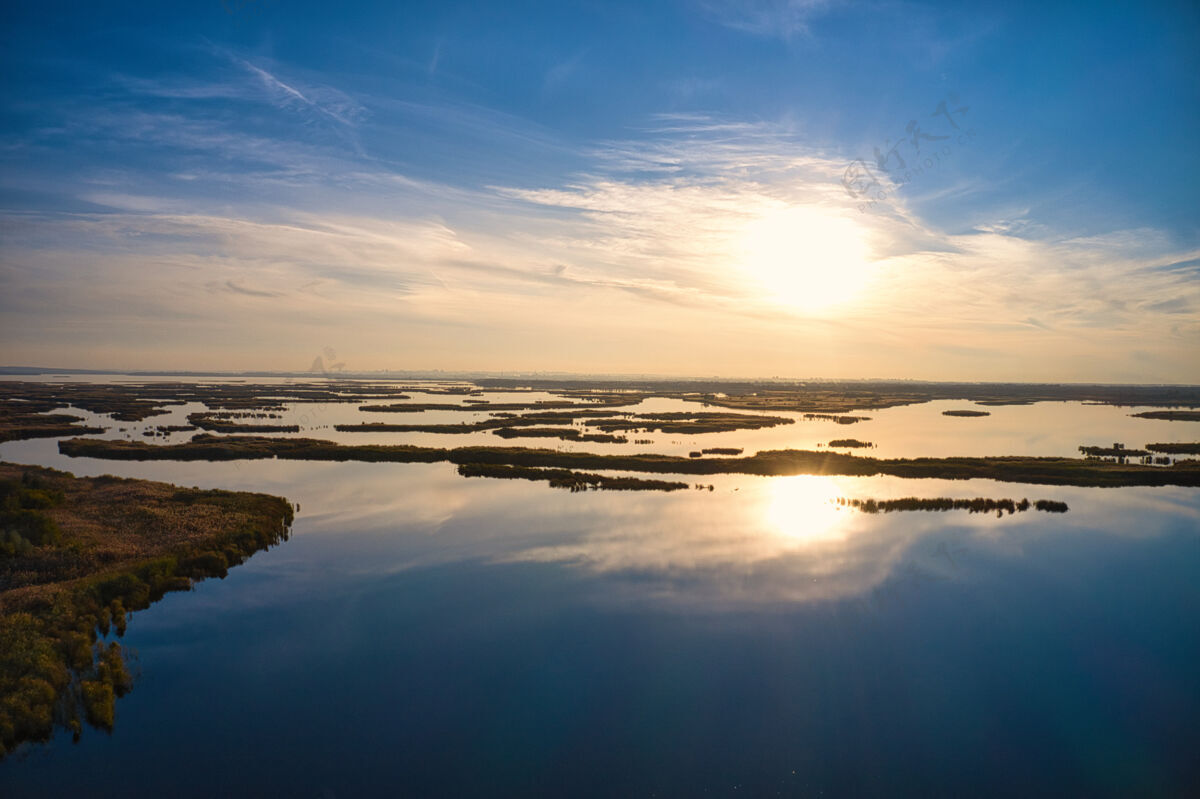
[234,58,367,128]
[3,95,1197,379]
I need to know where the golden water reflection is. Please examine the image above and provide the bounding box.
[503,474,960,607]
[495,474,1198,608]
[764,475,849,544]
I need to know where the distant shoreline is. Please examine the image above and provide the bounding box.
[2,367,1199,393]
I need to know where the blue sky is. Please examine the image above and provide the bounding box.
[1,0,1197,380]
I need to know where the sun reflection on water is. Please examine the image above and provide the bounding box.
[764,475,848,544]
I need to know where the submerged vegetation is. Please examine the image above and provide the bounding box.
[0,463,293,757]
[803,413,870,424]
[836,496,1068,515]
[187,413,300,433]
[55,435,1200,487]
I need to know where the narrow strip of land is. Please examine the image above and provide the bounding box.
[1146,442,1200,454]
[56,435,1200,487]
[1131,411,1200,421]
[457,463,690,491]
[836,497,1068,514]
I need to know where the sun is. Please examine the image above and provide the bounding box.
[737,206,875,313]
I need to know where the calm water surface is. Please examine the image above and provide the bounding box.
[1,382,1198,796]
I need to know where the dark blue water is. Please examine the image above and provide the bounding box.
[1,444,1198,796]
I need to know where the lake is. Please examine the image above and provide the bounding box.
[1,381,1198,796]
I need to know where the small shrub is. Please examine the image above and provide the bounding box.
[81,681,115,730]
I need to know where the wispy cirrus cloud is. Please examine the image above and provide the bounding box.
[699,0,833,38]
[542,49,589,94]
[233,58,367,127]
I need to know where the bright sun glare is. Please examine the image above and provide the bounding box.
[764,475,848,543]
[737,207,874,313]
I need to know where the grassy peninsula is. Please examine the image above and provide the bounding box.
[0,462,293,757]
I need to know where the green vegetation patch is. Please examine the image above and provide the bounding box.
[0,463,293,758]
[1,472,66,557]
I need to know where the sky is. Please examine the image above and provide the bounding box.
[1,0,1197,381]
